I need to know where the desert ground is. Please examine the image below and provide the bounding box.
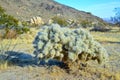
[0,27,120,80]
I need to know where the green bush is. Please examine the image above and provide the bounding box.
[80,20,92,28]
[0,5,29,38]
[52,16,68,26]
[0,6,5,15]
[33,24,108,65]
[0,14,19,27]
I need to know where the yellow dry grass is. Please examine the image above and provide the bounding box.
[0,28,39,71]
[77,65,120,80]
[115,72,120,80]
[91,32,120,42]
[0,61,9,70]
[27,66,34,72]
[0,28,39,53]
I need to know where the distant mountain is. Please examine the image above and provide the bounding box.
[103,18,115,24]
[0,0,107,24]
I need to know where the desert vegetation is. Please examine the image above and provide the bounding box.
[0,1,120,80]
[29,16,44,26]
[51,15,68,26]
[0,5,29,39]
[33,24,108,65]
[0,23,120,80]
[111,7,120,27]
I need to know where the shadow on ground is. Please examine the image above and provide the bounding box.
[0,51,66,68]
[100,41,120,44]
[107,41,120,44]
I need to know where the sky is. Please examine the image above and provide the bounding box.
[54,0,120,18]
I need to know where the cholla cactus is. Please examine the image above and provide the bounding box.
[33,24,108,64]
[30,16,44,25]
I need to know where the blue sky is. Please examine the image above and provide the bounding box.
[54,0,120,18]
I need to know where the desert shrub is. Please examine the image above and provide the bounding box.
[0,14,29,33]
[90,26,111,32]
[0,5,29,39]
[3,29,17,39]
[86,12,92,15]
[52,16,68,26]
[80,20,92,28]
[90,23,111,32]
[111,7,120,27]
[0,14,18,27]
[0,5,5,15]
[15,21,30,34]
[33,24,108,65]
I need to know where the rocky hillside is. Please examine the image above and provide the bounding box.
[0,0,105,24]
